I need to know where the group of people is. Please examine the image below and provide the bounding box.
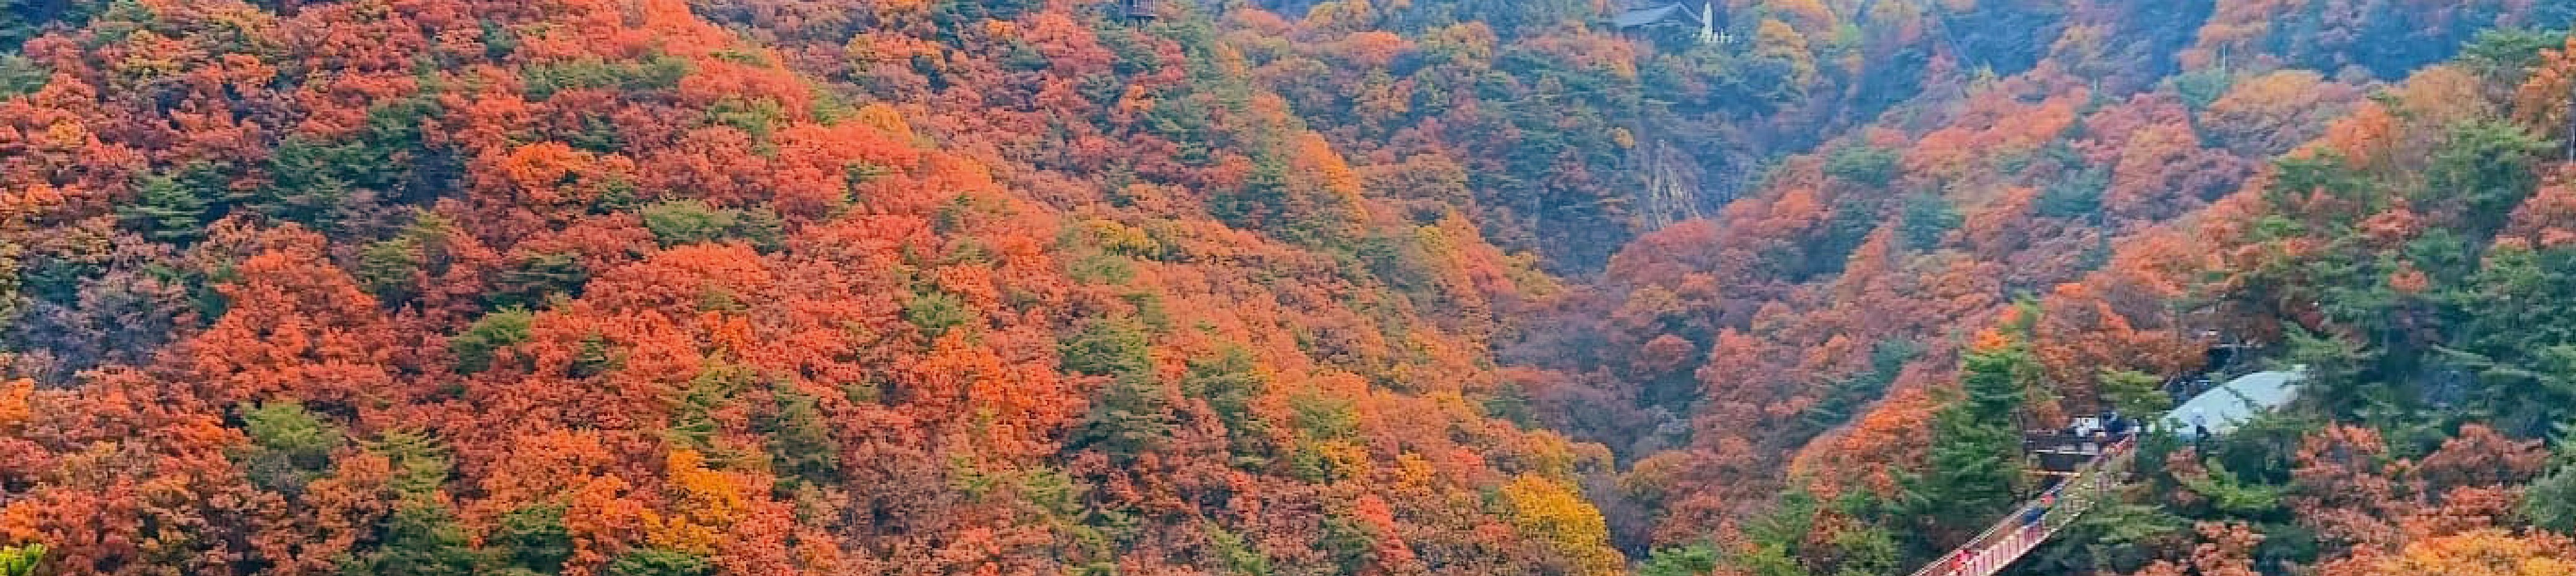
[2059,409,2138,454]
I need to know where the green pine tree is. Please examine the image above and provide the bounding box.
[260,137,360,230]
[2525,421,2576,532]
[1183,347,1273,465]
[606,549,713,576]
[451,308,536,375]
[1912,312,2036,535]
[237,400,347,494]
[758,387,843,491]
[1064,315,1173,458]
[485,251,589,310]
[1639,544,1720,576]
[340,504,483,576]
[341,430,483,576]
[1899,193,1961,251]
[490,504,575,575]
[119,173,210,244]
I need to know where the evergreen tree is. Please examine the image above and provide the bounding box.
[237,400,347,494]
[356,214,457,305]
[340,504,484,576]
[606,549,713,576]
[1822,145,1900,187]
[640,199,741,247]
[1063,315,1172,458]
[451,308,535,375]
[2521,421,2576,532]
[1899,193,1961,251]
[119,173,211,244]
[344,430,483,576]
[902,291,972,337]
[1912,315,2036,536]
[2525,467,2576,532]
[1638,544,1720,576]
[1183,347,1273,465]
[2425,120,2548,236]
[2099,368,2174,421]
[485,252,588,310]
[2279,326,2382,421]
[666,363,753,454]
[0,54,50,97]
[490,504,575,575]
[2445,244,2576,434]
[260,137,361,230]
[759,387,843,490]
[1213,153,1292,233]
[2036,167,2109,220]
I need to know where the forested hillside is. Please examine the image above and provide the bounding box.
[2,1,2576,575]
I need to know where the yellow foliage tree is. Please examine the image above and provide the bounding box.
[645,450,752,554]
[1291,132,1371,223]
[855,103,914,141]
[1500,475,1624,576]
[2341,529,2576,576]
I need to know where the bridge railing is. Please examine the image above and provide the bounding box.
[1904,438,2136,576]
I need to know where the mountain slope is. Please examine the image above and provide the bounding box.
[0,1,1623,575]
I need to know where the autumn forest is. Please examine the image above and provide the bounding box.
[1,0,2575,575]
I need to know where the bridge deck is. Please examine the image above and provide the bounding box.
[1899,370,2303,576]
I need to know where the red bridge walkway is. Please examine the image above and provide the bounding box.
[1905,438,2137,576]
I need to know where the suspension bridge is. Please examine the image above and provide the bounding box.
[1902,368,2306,576]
